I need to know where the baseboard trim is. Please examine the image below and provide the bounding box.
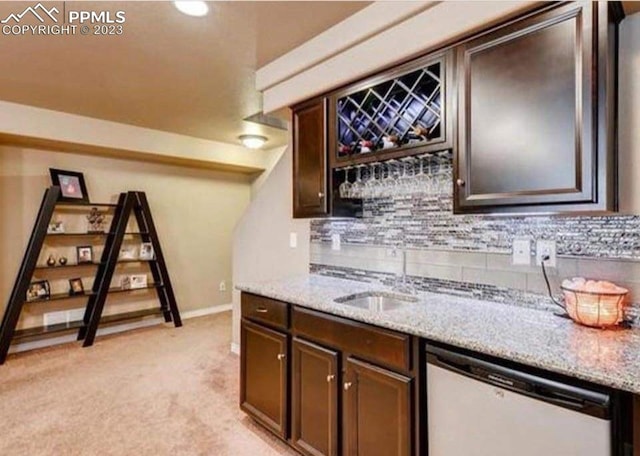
[9,304,232,355]
[230,342,240,355]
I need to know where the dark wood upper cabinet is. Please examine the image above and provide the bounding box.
[293,97,329,218]
[454,1,623,214]
[240,320,289,439]
[291,338,339,456]
[343,357,412,456]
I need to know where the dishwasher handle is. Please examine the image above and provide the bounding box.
[427,346,610,420]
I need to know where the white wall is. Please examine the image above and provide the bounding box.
[0,146,251,330]
[231,146,310,349]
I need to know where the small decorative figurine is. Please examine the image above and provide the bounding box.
[86,207,106,234]
[58,256,68,266]
[46,255,56,267]
[47,219,65,234]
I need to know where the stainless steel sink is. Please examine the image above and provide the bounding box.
[334,291,418,312]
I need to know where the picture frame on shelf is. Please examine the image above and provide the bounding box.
[86,207,107,234]
[49,168,90,204]
[76,245,94,264]
[121,274,148,290]
[47,220,65,234]
[139,242,154,260]
[26,280,50,302]
[68,278,85,296]
[119,245,137,260]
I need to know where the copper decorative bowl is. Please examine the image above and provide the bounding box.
[561,285,628,328]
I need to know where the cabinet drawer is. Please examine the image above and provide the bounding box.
[292,306,411,372]
[241,293,289,330]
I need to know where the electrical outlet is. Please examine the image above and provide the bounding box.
[219,281,226,292]
[512,238,531,265]
[536,240,557,267]
[289,232,298,249]
[331,234,341,251]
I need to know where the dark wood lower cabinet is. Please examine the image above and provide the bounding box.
[240,320,288,439]
[292,338,339,456]
[343,357,413,456]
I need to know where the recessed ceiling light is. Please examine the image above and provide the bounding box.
[239,135,268,149]
[174,1,209,17]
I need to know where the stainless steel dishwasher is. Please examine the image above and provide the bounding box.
[426,345,620,456]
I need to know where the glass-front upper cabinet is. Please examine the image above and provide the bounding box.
[328,51,454,167]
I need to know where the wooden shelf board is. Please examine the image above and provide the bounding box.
[100,308,164,324]
[108,283,163,295]
[25,291,94,304]
[13,320,84,340]
[46,232,147,237]
[55,202,118,208]
[35,262,100,270]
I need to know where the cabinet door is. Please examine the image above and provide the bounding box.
[240,320,288,438]
[455,2,618,213]
[293,97,329,218]
[291,338,339,456]
[343,358,412,456]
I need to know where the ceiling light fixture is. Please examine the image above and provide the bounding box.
[174,1,209,17]
[239,135,268,149]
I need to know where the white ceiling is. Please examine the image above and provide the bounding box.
[0,1,369,147]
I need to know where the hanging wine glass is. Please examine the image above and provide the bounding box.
[351,165,365,199]
[339,167,352,199]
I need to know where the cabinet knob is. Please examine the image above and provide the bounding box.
[326,374,335,383]
[456,179,466,187]
[277,353,286,361]
[318,192,325,199]
[343,381,352,391]
[255,307,268,313]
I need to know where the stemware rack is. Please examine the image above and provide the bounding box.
[333,150,453,200]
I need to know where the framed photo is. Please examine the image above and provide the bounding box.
[139,242,155,260]
[47,220,65,234]
[26,280,50,302]
[119,245,137,260]
[49,168,90,204]
[76,245,94,264]
[121,274,148,290]
[69,278,85,296]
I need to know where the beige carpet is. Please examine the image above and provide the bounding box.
[1,312,298,455]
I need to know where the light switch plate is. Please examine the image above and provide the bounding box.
[331,234,341,251]
[536,240,557,267]
[289,232,298,249]
[512,238,531,265]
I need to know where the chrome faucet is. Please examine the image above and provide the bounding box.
[393,248,416,295]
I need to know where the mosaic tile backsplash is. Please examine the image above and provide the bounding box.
[310,156,640,326]
[312,160,640,259]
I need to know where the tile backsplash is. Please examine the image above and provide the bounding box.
[310,161,640,325]
[312,192,640,259]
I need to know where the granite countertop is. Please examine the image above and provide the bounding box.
[237,274,640,395]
